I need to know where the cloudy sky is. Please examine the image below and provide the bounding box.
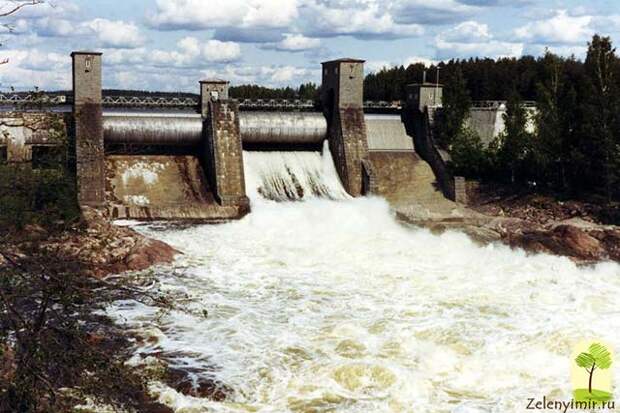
[0,0,619,92]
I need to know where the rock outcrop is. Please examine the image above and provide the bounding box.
[4,207,180,277]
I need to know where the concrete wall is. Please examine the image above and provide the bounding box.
[365,114,414,152]
[0,112,67,163]
[321,59,374,197]
[72,51,105,207]
[204,100,250,210]
[466,104,537,147]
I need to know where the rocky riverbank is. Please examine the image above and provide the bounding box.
[0,207,182,412]
[396,192,620,264]
[1,207,179,278]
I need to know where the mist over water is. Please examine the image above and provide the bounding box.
[110,146,620,412]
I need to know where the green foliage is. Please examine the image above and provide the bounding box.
[495,93,534,183]
[229,82,319,100]
[575,342,612,395]
[449,127,489,178]
[0,118,80,232]
[436,67,472,147]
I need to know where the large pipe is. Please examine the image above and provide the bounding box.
[239,112,326,144]
[103,112,203,146]
[103,111,328,146]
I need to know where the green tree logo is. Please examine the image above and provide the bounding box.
[574,342,613,402]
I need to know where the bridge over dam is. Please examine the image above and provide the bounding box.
[0,52,468,220]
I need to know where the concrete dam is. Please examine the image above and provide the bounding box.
[57,52,460,220]
[0,52,480,220]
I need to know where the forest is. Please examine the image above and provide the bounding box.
[437,35,620,203]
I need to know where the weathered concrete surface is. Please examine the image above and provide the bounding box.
[465,105,537,147]
[105,155,242,221]
[0,112,66,163]
[204,100,250,209]
[365,114,414,151]
[369,151,471,224]
[322,59,371,197]
[73,52,105,207]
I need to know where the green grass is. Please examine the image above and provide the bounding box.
[573,388,613,404]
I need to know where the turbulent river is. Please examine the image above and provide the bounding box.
[110,145,620,413]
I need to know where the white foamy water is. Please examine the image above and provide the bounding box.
[243,141,350,201]
[109,147,620,413]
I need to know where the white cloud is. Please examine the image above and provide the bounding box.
[515,10,593,45]
[302,1,425,39]
[104,37,242,68]
[260,33,321,52]
[441,21,491,43]
[0,49,70,90]
[392,0,479,25]
[86,19,145,49]
[404,56,439,67]
[203,39,242,62]
[201,64,318,87]
[278,34,321,51]
[147,0,299,30]
[436,21,523,59]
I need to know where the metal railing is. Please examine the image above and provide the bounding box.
[0,93,406,110]
[471,100,537,109]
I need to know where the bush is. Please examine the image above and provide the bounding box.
[449,127,491,178]
[0,164,80,232]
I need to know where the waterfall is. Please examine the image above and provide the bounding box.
[243,140,350,202]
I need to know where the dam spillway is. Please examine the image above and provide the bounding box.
[243,141,350,201]
[102,112,403,148]
[102,111,328,147]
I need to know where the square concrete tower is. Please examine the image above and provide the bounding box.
[407,82,443,112]
[320,58,371,197]
[72,51,105,207]
[321,58,365,109]
[200,79,230,117]
[72,52,102,105]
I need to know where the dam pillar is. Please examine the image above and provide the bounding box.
[201,80,249,212]
[72,51,105,207]
[321,59,373,197]
[200,79,229,116]
[404,82,469,203]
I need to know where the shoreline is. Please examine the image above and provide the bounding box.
[2,193,618,411]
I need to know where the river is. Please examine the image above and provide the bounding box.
[109,145,620,412]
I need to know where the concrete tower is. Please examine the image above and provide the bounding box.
[321,58,373,197]
[407,82,443,112]
[200,79,230,117]
[71,51,105,207]
[200,79,249,213]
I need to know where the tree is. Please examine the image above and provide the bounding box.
[496,93,533,183]
[580,35,620,202]
[436,66,472,147]
[575,343,612,395]
[534,51,565,188]
[449,127,489,178]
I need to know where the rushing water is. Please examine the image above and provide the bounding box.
[110,145,620,413]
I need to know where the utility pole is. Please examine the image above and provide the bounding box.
[435,66,440,107]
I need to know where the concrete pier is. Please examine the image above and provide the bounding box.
[201,80,250,211]
[321,59,375,197]
[72,51,105,207]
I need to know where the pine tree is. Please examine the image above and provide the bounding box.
[436,67,472,147]
[535,51,565,188]
[497,93,532,183]
[581,35,619,202]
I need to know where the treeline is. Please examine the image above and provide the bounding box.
[364,57,543,101]
[443,35,620,202]
[229,82,319,100]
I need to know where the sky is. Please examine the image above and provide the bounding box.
[0,0,619,92]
